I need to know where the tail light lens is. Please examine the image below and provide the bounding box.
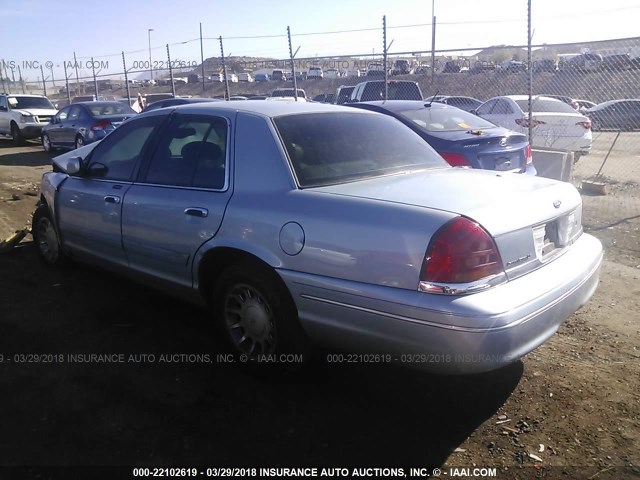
[440,152,470,167]
[525,144,533,165]
[420,217,504,289]
[515,118,545,128]
[576,120,591,130]
[91,120,112,131]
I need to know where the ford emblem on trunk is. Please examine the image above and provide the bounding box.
[553,200,562,208]
[500,138,507,147]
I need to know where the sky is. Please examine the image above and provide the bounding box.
[1,0,639,82]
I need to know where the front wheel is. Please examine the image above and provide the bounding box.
[32,205,68,266]
[11,123,25,146]
[74,135,85,149]
[42,133,55,153]
[213,261,312,371]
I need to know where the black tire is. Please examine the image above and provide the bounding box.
[75,135,85,150]
[213,261,312,373]
[11,123,25,147]
[42,133,55,153]
[32,205,69,267]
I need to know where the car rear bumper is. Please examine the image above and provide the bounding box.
[280,232,602,374]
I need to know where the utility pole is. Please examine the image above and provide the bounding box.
[40,64,47,96]
[123,52,131,104]
[73,52,80,95]
[167,44,176,97]
[527,0,534,146]
[383,16,388,101]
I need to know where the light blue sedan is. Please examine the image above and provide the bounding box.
[33,101,603,373]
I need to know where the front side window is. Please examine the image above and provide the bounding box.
[275,112,447,188]
[144,115,227,189]
[86,115,165,181]
[492,99,514,115]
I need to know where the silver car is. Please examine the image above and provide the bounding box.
[33,102,603,373]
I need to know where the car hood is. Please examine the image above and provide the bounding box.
[312,168,581,236]
[14,108,57,116]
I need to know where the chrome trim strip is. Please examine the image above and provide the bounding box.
[299,253,601,334]
[418,272,507,295]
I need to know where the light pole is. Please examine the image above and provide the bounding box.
[431,0,436,81]
[148,28,154,82]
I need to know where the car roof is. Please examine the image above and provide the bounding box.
[4,93,48,98]
[354,100,451,111]
[74,101,129,106]
[168,100,372,118]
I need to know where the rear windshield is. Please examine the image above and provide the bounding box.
[87,103,136,116]
[361,82,422,101]
[398,106,496,132]
[515,98,577,114]
[274,112,447,187]
[8,96,55,109]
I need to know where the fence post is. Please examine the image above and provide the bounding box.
[219,36,230,101]
[73,52,80,95]
[287,26,299,101]
[92,57,99,98]
[431,0,436,83]
[40,64,47,97]
[167,44,176,97]
[527,0,533,145]
[122,52,131,104]
[200,23,206,93]
[0,61,6,93]
[383,16,388,101]
[17,65,25,93]
[63,62,71,103]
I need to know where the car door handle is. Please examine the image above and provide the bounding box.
[104,196,121,204]
[184,207,208,218]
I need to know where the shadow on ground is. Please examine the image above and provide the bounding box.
[0,244,522,466]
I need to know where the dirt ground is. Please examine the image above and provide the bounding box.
[0,140,639,479]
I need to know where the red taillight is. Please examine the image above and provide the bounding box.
[525,144,533,165]
[576,120,591,130]
[91,120,112,131]
[420,217,504,285]
[440,152,470,167]
[515,118,545,128]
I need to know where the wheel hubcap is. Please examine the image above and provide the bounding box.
[76,137,83,148]
[224,284,276,356]
[37,217,59,263]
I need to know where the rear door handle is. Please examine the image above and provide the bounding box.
[104,196,121,204]
[184,207,208,218]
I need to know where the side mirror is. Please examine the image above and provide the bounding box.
[87,162,108,177]
[67,157,83,175]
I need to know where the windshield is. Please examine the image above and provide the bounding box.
[272,89,305,98]
[87,103,136,116]
[8,96,55,110]
[398,106,496,132]
[515,98,578,114]
[361,82,422,101]
[274,112,447,187]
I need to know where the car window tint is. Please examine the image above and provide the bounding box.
[492,99,514,115]
[67,106,82,121]
[476,99,496,115]
[274,112,447,188]
[57,107,70,122]
[87,115,164,181]
[515,98,577,113]
[144,116,227,189]
[398,106,496,132]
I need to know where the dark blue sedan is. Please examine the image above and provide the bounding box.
[41,101,136,152]
[348,100,536,175]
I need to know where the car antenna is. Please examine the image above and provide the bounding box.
[426,91,439,108]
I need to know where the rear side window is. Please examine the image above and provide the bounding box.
[360,82,422,101]
[144,115,227,189]
[274,112,447,187]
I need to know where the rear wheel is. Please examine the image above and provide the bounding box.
[213,261,312,372]
[11,123,25,146]
[32,205,68,266]
[42,133,55,153]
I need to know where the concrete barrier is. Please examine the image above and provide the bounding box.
[532,148,574,182]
